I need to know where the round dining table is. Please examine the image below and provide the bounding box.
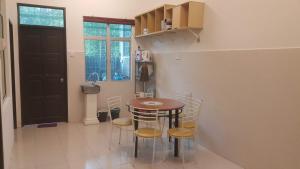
[130,98,185,158]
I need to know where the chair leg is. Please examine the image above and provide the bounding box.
[167,133,172,149]
[132,135,137,168]
[133,135,137,156]
[182,139,185,169]
[162,117,166,132]
[132,132,134,142]
[193,135,196,154]
[152,137,156,165]
[169,111,172,142]
[160,137,164,146]
[193,127,199,144]
[119,128,122,144]
[160,137,166,161]
[109,126,113,150]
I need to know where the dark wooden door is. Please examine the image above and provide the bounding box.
[19,26,68,125]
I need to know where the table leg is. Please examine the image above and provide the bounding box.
[134,113,139,158]
[174,109,179,157]
[169,110,172,142]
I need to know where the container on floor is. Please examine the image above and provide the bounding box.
[97,109,108,122]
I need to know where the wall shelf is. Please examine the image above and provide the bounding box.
[135,27,201,41]
[135,4,174,36]
[134,1,204,40]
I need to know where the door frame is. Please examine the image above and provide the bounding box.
[9,20,17,129]
[17,3,68,125]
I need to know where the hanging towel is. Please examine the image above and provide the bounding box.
[140,63,149,82]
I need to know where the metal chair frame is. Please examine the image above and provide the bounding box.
[107,96,132,150]
[130,107,165,165]
[168,98,202,168]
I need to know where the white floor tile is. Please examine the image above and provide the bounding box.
[9,122,243,169]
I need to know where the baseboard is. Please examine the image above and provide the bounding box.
[83,118,99,125]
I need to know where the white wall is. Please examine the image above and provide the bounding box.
[137,0,300,169]
[6,0,300,169]
[154,49,300,169]
[140,0,300,51]
[0,0,18,168]
[11,0,196,124]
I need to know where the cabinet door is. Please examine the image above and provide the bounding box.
[172,6,181,29]
[172,6,188,29]
[188,2,204,28]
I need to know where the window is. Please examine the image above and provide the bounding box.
[19,5,64,27]
[83,19,132,81]
[84,22,107,81]
[110,41,130,80]
[84,40,107,81]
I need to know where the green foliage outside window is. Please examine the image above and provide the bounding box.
[84,40,107,81]
[84,22,106,37]
[19,6,64,27]
[110,24,132,38]
[110,41,131,80]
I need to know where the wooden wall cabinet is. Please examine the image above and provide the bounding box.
[173,1,204,29]
[172,5,187,29]
[135,4,174,36]
[147,10,155,33]
[135,1,204,38]
[188,1,205,28]
[135,17,141,36]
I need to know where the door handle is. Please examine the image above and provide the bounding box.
[60,77,64,83]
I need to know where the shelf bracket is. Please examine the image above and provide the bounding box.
[188,29,200,42]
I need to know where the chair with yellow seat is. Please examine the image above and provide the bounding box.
[168,98,202,168]
[175,92,192,104]
[180,121,196,129]
[168,93,193,139]
[181,98,202,133]
[130,107,164,165]
[107,96,132,150]
[166,93,193,120]
[175,92,192,114]
[135,92,166,131]
[174,94,200,130]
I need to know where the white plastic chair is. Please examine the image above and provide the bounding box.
[107,96,132,150]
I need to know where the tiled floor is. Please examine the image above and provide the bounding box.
[10,122,243,169]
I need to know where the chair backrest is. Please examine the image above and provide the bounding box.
[130,107,161,130]
[175,92,193,111]
[181,98,202,125]
[135,92,154,98]
[107,96,122,121]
